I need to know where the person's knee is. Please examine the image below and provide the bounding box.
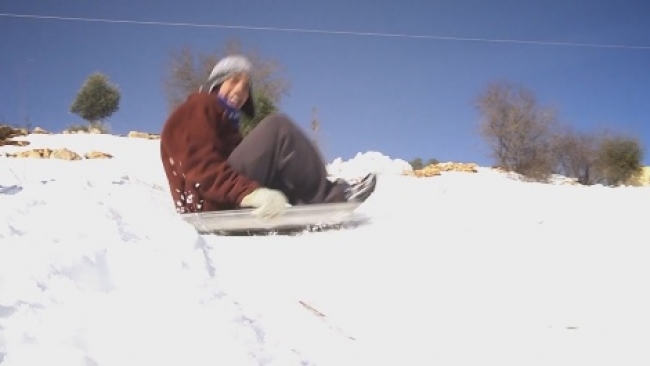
[258,112,297,133]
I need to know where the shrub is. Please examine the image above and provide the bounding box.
[70,72,120,130]
[596,134,644,186]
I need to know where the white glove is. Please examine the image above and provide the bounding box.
[240,188,288,219]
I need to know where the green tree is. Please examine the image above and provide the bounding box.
[70,72,120,131]
[162,38,290,135]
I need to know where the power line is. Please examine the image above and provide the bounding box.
[2,12,650,50]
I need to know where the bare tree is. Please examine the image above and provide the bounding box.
[476,81,557,180]
[162,38,291,113]
[552,126,603,185]
[162,46,207,113]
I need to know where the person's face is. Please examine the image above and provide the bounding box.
[217,73,250,110]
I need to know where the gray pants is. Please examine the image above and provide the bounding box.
[228,113,346,205]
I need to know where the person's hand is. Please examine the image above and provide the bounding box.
[240,188,288,219]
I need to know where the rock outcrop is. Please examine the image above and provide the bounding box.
[62,127,105,134]
[85,151,114,159]
[4,148,113,160]
[404,162,479,177]
[1,140,31,147]
[31,127,50,134]
[629,167,650,187]
[0,125,28,146]
[127,131,160,140]
[5,148,82,160]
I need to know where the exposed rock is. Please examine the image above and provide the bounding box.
[128,131,150,138]
[65,129,87,134]
[404,165,441,177]
[436,162,479,173]
[62,125,94,134]
[6,148,52,158]
[50,148,82,160]
[627,166,650,187]
[1,125,28,144]
[5,147,113,161]
[31,127,49,134]
[6,148,82,160]
[640,167,650,186]
[1,140,31,147]
[561,179,581,186]
[128,131,160,139]
[15,128,28,136]
[85,151,113,159]
[404,162,479,177]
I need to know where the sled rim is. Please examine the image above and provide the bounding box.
[180,201,361,232]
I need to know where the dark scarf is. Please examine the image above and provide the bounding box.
[215,95,242,130]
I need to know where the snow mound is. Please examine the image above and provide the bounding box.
[327,151,412,179]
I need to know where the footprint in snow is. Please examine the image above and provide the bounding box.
[0,185,22,195]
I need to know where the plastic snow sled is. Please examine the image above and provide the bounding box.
[180,201,366,236]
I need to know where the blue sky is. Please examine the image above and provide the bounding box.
[1,0,649,165]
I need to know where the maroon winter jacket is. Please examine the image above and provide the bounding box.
[160,92,259,213]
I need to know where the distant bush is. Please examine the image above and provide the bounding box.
[409,158,423,170]
[426,158,440,166]
[596,133,644,186]
[409,157,440,170]
[553,128,644,186]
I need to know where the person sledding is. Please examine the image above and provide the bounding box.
[160,55,377,220]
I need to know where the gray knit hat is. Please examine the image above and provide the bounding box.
[200,55,255,118]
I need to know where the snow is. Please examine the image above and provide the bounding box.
[327,151,412,179]
[2,133,650,366]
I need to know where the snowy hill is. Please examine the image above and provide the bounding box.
[1,132,650,366]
